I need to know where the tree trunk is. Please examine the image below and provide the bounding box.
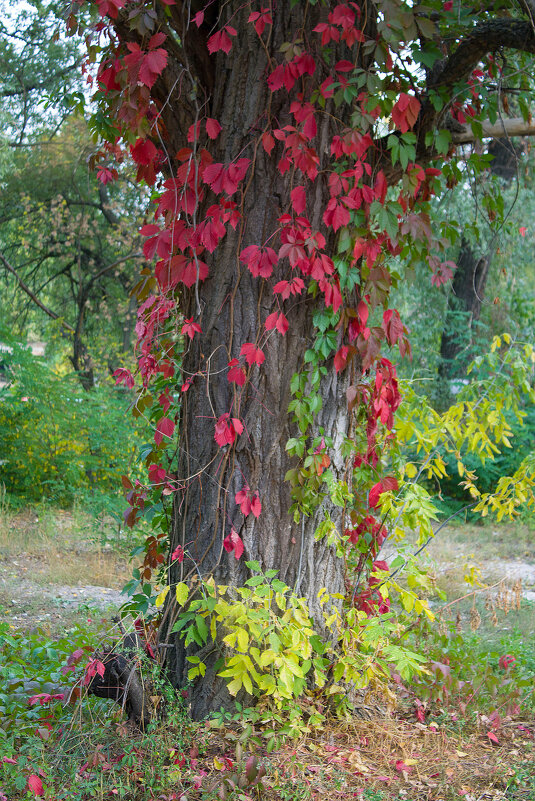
[438,138,523,385]
[438,236,491,382]
[71,325,95,391]
[152,4,353,719]
[96,0,535,718]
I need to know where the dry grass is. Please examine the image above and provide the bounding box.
[269,716,534,800]
[426,520,535,570]
[0,507,130,589]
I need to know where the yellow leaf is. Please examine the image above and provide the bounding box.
[175,582,189,606]
[242,672,253,695]
[155,586,169,608]
[237,628,249,652]
[405,462,417,479]
[227,676,243,696]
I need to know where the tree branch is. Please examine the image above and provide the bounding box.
[0,61,80,97]
[0,251,74,333]
[429,20,535,91]
[518,0,535,28]
[84,252,143,295]
[451,115,535,142]
[380,16,535,184]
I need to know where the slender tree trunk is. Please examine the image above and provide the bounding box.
[438,138,522,384]
[438,237,491,381]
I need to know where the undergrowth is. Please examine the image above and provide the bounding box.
[0,597,533,801]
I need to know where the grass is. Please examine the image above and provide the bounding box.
[426,517,535,567]
[0,504,133,634]
[2,696,533,800]
[0,505,131,589]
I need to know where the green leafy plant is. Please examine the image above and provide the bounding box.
[168,561,428,725]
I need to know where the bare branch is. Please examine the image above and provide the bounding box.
[451,116,535,143]
[0,251,74,332]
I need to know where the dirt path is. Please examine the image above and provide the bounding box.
[0,560,124,630]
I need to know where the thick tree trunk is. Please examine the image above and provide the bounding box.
[150,5,353,719]
[100,0,535,718]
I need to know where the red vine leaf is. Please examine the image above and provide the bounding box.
[334,345,350,373]
[240,245,277,278]
[140,49,167,88]
[171,545,184,562]
[250,493,262,518]
[207,26,237,55]
[95,0,125,19]
[369,477,398,508]
[391,93,421,134]
[235,486,252,515]
[206,118,222,139]
[227,358,247,385]
[248,9,272,37]
[223,528,244,559]
[262,132,275,155]
[382,309,403,346]
[240,342,265,366]
[155,417,175,446]
[96,166,118,184]
[130,138,158,165]
[290,186,306,214]
[273,277,305,299]
[181,318,202,339]
[214,414,243,447]
[148,464,166,484]
[203,159,250,196]
[113,368,134,388]
[265,311,289,335]
[28,775,44,797]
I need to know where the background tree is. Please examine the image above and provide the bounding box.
[437,136,527,388]
[0,119,144,387]
[0,0,146,388]
[70,0,535,718]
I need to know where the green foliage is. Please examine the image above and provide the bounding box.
[0,0,81,144]
[0,620,103,745]
[395,335,535,522]
[0,330,144,507]
[406,615,535,714]
[0,620,200,800]
[170,562,428,721]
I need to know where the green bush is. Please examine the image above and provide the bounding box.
[0,331,143,507]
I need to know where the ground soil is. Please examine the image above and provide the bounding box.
[0,558,124,629]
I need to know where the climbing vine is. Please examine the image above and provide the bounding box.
[67,0,535,702]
